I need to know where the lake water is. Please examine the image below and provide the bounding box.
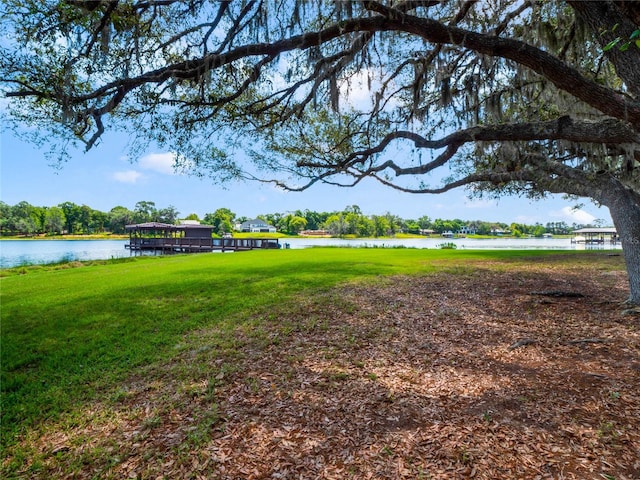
[0,237,620,268]
[0,239,131,268]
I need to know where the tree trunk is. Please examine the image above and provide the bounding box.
[604,180,640,305]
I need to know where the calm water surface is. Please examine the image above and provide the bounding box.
[0,239,130,268]
[0,237,620,268]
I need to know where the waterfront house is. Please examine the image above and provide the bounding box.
[239,219,277,233]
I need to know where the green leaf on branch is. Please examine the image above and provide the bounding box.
[603,37,621,51]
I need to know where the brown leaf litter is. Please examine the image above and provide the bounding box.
[10,256,640,479]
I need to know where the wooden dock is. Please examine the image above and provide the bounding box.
[125,237,280,253]
[125,222,280,254]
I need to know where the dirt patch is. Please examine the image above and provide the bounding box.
[12,258,640,479]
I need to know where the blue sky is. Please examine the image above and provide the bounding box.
[0,10,615,227]
[1,127,613,225]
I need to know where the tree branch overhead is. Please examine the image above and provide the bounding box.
[2,0,640,303]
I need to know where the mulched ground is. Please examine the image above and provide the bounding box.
[20,255,640,479]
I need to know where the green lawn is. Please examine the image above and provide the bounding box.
[0,248,588,451]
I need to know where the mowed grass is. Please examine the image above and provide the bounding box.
[0,248,606,452]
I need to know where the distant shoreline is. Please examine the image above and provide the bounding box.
[0,233,573,241]
[0,234,128,240]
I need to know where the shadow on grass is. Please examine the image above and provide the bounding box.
[1,249,443,446]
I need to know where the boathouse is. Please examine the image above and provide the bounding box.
[571,227,619,245]
[125,222,279,253]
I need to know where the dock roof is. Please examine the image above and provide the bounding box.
[125,222,213,231]
[125,222,176,230]
[572,228,617,234]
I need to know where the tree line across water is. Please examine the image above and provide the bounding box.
[0,200,605,238]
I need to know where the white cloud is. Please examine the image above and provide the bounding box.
[339,68,399,111]
[551,206,596,224]
[339,70,372,108]
[139,152,177,175]
[112,170,143,183]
